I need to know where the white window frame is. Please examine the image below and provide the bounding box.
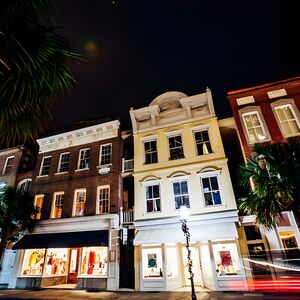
[143,180,161,214]
[170,175,190,210]
[57,152,70,173]
[193,129,213,156]
[272,100,300,138]
[167,133,184,160]
[17,178,32,192]
[51,192,64,219]
[240,108,270,144]
[72,188,87,217]
[34,194,44,220]
[96,185,110,214]
[143,139,158,165]
[2,156,15,175]
[77,148,90,170]
[39,156,51,176]
[99,143,112,166]
[199,170,222,207]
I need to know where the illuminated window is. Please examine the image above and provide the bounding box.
[97,185,110,214]
[21,249,45,276]
[242,112,268,144]
[73,189,86,216]
[141,247,163,279]
[39,156,51,176]
[145,183,161,213]
[144,140,158,164]
[78,148,90,169]
[34,194,44,220]
[275,104,300,137]
[58,153,70,173]
[44,248,68,276]
[2,156,15,175]
[52,192,64,218]
[201,175,222,206]
[168,135,184,160]
[100,144,112,166]
[172,179,190,209]
[194,130,212,155]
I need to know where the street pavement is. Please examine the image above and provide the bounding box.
[0,289,300,300]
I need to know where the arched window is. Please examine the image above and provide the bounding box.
[17,178,32,193]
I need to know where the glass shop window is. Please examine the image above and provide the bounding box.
[166,247,178,278]
[142,248,163,279]
[21,249,45,276]
[80,247,108,276]
[44,248,68,276]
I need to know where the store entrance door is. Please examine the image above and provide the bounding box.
[67,248,80,284]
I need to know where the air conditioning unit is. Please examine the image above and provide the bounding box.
[98,165,110,175]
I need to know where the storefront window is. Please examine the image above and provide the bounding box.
[21,249,45,276]
[212,243,240,276]
[166,247,178,278]
[142,247,163,279]
[44,248,68,276]
[80,247,108,276]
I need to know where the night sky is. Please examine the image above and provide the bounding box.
[52,0,300,130]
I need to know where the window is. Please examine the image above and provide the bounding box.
[34,195,44,220]
[21,249,45,276]
[145,184,161,213]
[78,148,90,169]
[17,178,32,193]
[201,175,222,206]
[244,225,262,241]
[2,156,15,175]
[242,112,268,144]
[73,189,86,216]
[58,153,70,173]
[172,180,190,209]
[52,192,64,218]
[100,144,112,166]
[44,248,68,276]
[97,185,110,214]
[274,104,300,137]
[144,140,158,164]
[194,130,212,155]
[39,156,51,176]
[168,135,184,160]
[142,247,163,279]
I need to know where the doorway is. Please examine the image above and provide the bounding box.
[67,248,80,284]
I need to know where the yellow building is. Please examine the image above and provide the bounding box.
[129,89,247,291]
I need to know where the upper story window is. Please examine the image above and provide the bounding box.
[144,140,158,164]
[241,111,268,144]
[73,188,86,216]
[194,130,212,155]
[172,179,190,209]
[34,194,44,220]
[58,153,70,173]
[201,175,221,206]
[168,135,184,160]
[97,185,110,214]
[39,156,51,176]
[145,183,161,213]
[78,148,90,169]
[274,104,300,137]
[52,192,64,218]
[17,178,32,193]
[2,156,15,175]
[100,144,112,166]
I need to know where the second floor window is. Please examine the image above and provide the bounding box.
[58,153,70,173]
[194,130,212,155]
[100,144,112,166]
[145,184,161,213]
[201,176,221,206]
[34,194,44,220]
[2,156,15,175]
[173,180,190,209]
[40,156,51,176]
[74,189,86,216]
[78,149,90,169]
[144,140,158,164]
[97,185,110,214]
[242,112,267,144]
[275,104,300,137]
[52,192,64,218]
[168,135,184,160]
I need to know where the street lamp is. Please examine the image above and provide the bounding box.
[179,205,197,300]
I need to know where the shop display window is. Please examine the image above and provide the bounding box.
[212,243,240,276]
[44,248,68,276]
[80,247,108,276]
[166,247,178,278]
[142,247,163,279]
[21,249,45,276]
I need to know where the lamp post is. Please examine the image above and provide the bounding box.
[179,205,197,300]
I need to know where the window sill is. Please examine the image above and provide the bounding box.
[77,275,107,278]
[96,164,112,169]
[205,204,223,208]
[75,168,89,172]
[54,172,68,175]
[36,175,48,178]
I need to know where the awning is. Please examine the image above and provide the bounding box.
[13,230,108,250]
[134,222,237,245]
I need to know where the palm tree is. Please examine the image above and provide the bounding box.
[0,0,82,146]
[0,186,37,270]
[238,143,295,229]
